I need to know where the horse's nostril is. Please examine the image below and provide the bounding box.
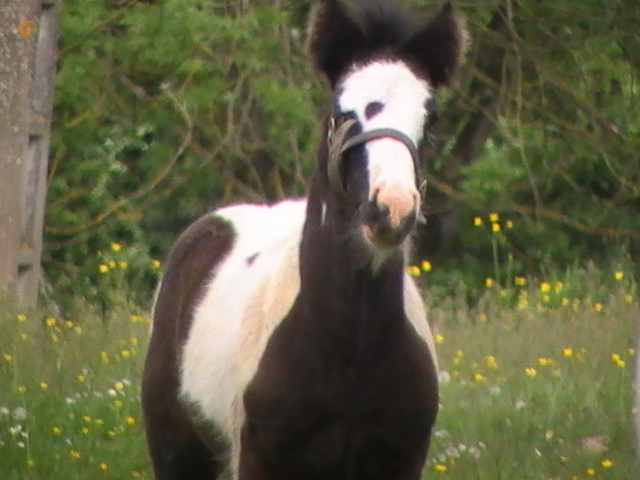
[364,198,390,225]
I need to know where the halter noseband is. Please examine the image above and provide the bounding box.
[327,117,422,198]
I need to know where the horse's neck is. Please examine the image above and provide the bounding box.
[296,179,407,342]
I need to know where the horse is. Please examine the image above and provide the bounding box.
[141,1,467,479]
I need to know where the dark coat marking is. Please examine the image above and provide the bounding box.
[142,214,234,480]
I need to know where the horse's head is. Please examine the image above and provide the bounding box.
[308,0,467,260]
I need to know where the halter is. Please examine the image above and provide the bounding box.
[326,117,422,198]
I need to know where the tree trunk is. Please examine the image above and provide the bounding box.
[0,0,36,298]
[0,0,57,306]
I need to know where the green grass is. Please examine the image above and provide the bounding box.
[0,266,637,479]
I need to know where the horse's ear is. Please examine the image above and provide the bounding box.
[401,2,468,88]
[307,0,367,87]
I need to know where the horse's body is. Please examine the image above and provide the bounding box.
[143,1,466,479]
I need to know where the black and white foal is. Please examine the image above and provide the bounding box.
[142,1,467,479]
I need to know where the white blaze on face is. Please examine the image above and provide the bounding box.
[338,60,431,230]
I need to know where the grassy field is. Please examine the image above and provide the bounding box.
[0,265,637,479]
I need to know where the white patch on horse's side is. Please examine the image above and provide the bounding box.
[321,201,327,225]
[403,273,438,372]
[338,60,432,196]
[179,199,306,438]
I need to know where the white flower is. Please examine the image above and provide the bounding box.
[13,407,27,420]
[438,370,451,384]
[468,446,481,459]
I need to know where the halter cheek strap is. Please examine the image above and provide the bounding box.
[326,118,422,198]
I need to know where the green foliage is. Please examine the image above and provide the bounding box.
[45,0,640,307]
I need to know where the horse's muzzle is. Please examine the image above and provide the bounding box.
[361,185,418,247]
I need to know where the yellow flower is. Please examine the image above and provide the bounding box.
[434,464,448,472]
[45,317,56,327]
[52,426,62,434]
[125,416,136,425]
[69,450,81,460]
[16,314,26,322]
[109,260,116,268]
[114,400,123,408]
[514,276,526,286]
[99,463,109,471]
[624,294,633,303]
[539,282,551,293]
[586,468,595,476]
[39,382,48,390]
[98,264,109,273]
[406,265,421,276]
[151,259,161,268]
[473,372,486,382]
[542,294,550,303]
[118,261,128,269]
[17,385,27,393]
[421,260,432,272]
[81,427,90,434]
[121,349,132,358]
[601,458,613,468]
[486,355,499,370]
[473,216,483,226]
[485,277,494,287]
[27,458,35,467]
[525,367,537,377]
[563,348,573,357]
[561,297,569,306]
[114,381,124,391]
[611,353,625,367]
[20,332,28,340]
[101,351,109,363]
[538,358,554,367]
[132,471,142,478]
[554,281,563,293]
[505,220,513,228]
[3,353,13,362]
[614,271,623,280]
[77,374,86,383]
[491,222,500,232]
[489,213,499,223]
[434,334,444,345]
[110,242,122,252]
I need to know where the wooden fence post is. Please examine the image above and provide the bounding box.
[0,0,58,307]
